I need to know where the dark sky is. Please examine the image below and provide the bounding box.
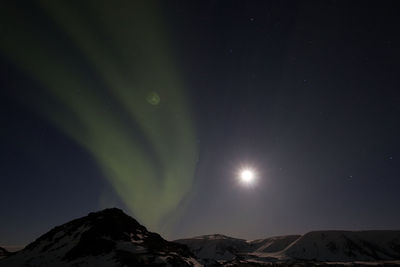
[1,0,400,247]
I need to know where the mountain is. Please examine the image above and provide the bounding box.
[175,234,251,264]
[281,230,400,262]
[249,235,301,253]
[0,208,200,267]
[175,234,302,265]
[0,247,10,260]
[177,231,400,266]
[2,210,400,266]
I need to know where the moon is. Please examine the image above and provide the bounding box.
[239,169,255,185]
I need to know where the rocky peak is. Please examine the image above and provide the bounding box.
[1,208,200,266]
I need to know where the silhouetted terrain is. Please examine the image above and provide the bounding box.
[1,209,400,266]
[0,209,199,266]
[0,247,10,260]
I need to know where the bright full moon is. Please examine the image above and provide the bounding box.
[240,169,255,184]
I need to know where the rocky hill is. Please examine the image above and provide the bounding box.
[0,208,200,266]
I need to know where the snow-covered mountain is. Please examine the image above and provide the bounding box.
[177,231,400,265]
[0,208,200,267]
[175,234,251,264]
[249,235,300,253]
[281,230,400,262]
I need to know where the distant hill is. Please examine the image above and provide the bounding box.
[249,235,301,253]
[175,234,250,264]
[177,231,400,266]
[174,234,301,265]
[282,230,400,261]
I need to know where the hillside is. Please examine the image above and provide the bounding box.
[177,231,400,265]
[282,230,400,261]
[0,208,200,266]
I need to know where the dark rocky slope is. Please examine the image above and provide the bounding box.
[0,208,200,266]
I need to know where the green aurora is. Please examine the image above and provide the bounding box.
[0,1,197,233]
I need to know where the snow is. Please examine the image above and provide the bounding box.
[0,209,201,267]
[175,234,250,261]
[281,230,400,261]
[249,235,300,253]
[176,230,400,265]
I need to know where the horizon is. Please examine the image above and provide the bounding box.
[2,207,400,250]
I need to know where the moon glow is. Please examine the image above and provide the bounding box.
[239,169,255,185]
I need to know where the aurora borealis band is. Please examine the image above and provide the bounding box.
[0,1,197,231]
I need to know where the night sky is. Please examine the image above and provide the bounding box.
[1,1,400,248]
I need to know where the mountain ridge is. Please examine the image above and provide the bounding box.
[176,230,400,265]
[1,209,400,266]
